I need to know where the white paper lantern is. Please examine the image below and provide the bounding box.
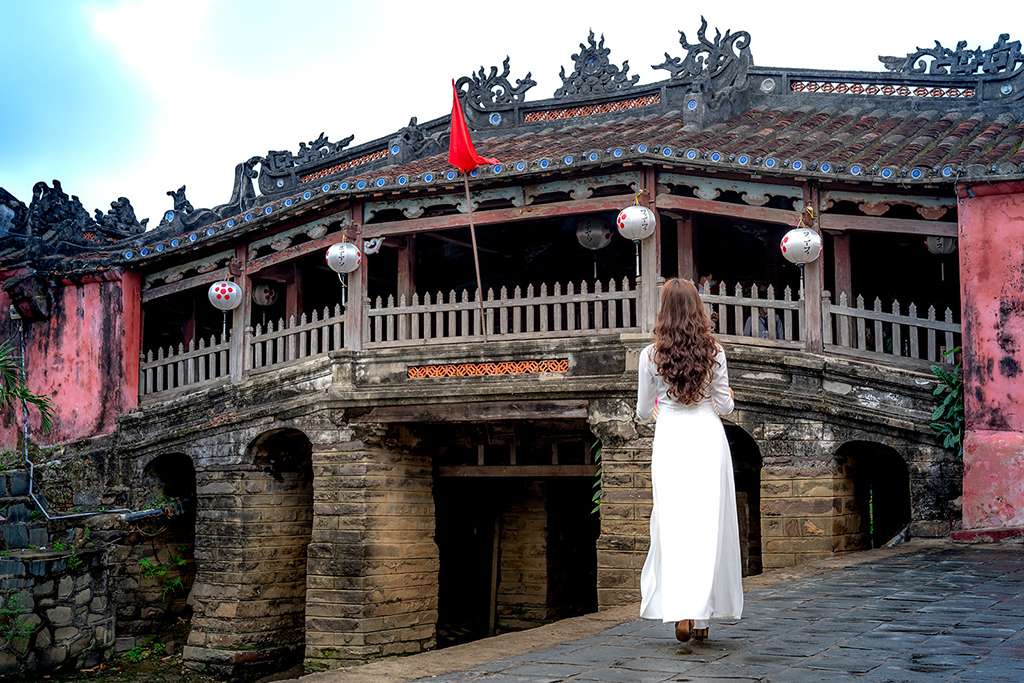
[615,205,657,241]
[252,283,278,306]
[208,280,243,311]
[925,235,957,255]
[326,242,362,274]
[780,228,823,264]
[576,216,613,251]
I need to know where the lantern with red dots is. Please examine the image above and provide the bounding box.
[326,242,362,274]
[615,205,657,241]
[208,280,243,311]
[780,228,822,264]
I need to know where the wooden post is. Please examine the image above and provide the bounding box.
[230,243,251,381]
[802,184,824,352]
[397,236,415,341]
[676,213,695,280]
[640,167,661,333]
[344,202,366,350]
[832,232,852,300]
[285,261,303,321]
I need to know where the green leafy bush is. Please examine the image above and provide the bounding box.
[930,347,964,457]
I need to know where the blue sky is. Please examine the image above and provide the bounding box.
[2,1,1022,225]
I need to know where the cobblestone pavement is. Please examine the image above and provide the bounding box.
[410,545,1024,683]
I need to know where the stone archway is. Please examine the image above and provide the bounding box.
[835,441,911,549]
[724,424,763,576]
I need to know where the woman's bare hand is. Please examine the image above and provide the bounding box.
[728,388,735,399]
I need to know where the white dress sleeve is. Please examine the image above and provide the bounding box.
[709,347,735,416]
[636,345,657,421]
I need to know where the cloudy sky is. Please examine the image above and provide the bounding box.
[2,1,1022,225]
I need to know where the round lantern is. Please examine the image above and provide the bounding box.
[208,280,243,311]
[780,228,823,264]
[576,216,613,251]
[925,235,957,255]
[326,242,361,274]
[252,283,278,306]
[615,205,657,241]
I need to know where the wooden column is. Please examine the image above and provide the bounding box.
[396,235,416,299]
[230,243,251,381]
[344,203,366,350]
[832,232,852,299]
[640,168,661,332]
[285,262,303,320]
[802,184,824,353]
[676,213,695,280]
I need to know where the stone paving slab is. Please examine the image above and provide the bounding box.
[301,541,1024,683]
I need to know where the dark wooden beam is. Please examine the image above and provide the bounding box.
[248,230,347,274]
[676,213,695,280]
[438,465,596,478]
[362,195,636,238]
[656,194,800,226]
[820,213,956,237]
[348,399,589,423]
[141,268,227,303]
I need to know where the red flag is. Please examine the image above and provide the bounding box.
[448,80,498,173]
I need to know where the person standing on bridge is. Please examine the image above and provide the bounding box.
[636,278,743,643]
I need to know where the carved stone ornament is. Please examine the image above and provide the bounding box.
[389,117,446,163]
[879,34,1023,76]
[653,17,752,106]
[554,31,639,99]
[258,132,355,195]
[456,57,537,110]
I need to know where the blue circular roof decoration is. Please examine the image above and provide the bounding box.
[880,167,895,179]
[489,112,502,125]
[139,247,150,257]
[226,219,236,228]
[375,177,387,187]
[123,250,134,260]
[244,212,253,222]
[791,159,804,171]
[764,157,778,169]
[514,161,526,171]
[661,147,673,158]
[819,161,832,173]
[710,151,722,162]
[263,206,272,215]
[588,151,599,162]
[163,210,175,223]
[539,158,550,169]
[563,155,574,165]
[685,148,699,160]
[423,172,435,182]
[492,164,503,174]
[284,198,294,207]
[321,183,331,192]
[356,179,368,190]
[155,243,165,253]
[737,154,750,165]
[398,175,409,185]
[850,164,863,176]
[170,238,180,248]
[446,170,458,180]
[470,169,479,177]
[390,144,401,155]
[637,143,649,153]
[910,167,924,180]
[188,233,198,242]
[612,147,623,158]
[686,99,698,111]
[942,165,955,178]
[338,182,349,191]
[302,190,312,200]
[206,227,216,236]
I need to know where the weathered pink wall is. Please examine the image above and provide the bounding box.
[0,270,141,448]
[958,180,1024,530]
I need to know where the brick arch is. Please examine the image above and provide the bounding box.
[834,440,912,550]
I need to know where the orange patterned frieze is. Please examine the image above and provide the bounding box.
[524,94,661,123]
[408,358,570,380]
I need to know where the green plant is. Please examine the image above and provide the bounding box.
[139,555,189,598]
[124,644,147,663]
[51,539,67,552]
[591,440,603,515]
[1,595,36,649]
[930,347,964,457]
[123,636,166,663]
[67,552,83,571]
[0,339,53,432]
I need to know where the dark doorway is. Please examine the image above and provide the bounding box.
[725,424,763,576]
[836,441,912,549]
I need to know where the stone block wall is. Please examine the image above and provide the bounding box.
[496,481,548,631]
[760,465,847,569]
[0,550,114,676]
[304,421,438,670]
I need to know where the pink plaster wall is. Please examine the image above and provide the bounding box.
[0,271,141,448]
[958,180,1024,530]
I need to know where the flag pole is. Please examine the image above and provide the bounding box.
[463,176,488,340]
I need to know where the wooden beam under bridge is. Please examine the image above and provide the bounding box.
[347,399,589,423]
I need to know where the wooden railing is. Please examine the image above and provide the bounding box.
[249,305,345,373]
[700,282,804,348]
[140,333,231,398]
[823,292,960,367]
[366,278,640,347]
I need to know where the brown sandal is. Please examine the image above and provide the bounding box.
[674,619,693,642]
[693,626,709,642]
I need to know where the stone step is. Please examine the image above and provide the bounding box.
[0,469,30,497]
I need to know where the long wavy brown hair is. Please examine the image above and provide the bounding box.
[653,278,719,404]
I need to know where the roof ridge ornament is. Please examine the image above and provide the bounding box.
[456,57,537,111]
[388,117,445,164]
[653,16,752,107]
[879,34,1023,76]
[554,30,639,99]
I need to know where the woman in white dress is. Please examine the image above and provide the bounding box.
[636,278,744,642]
